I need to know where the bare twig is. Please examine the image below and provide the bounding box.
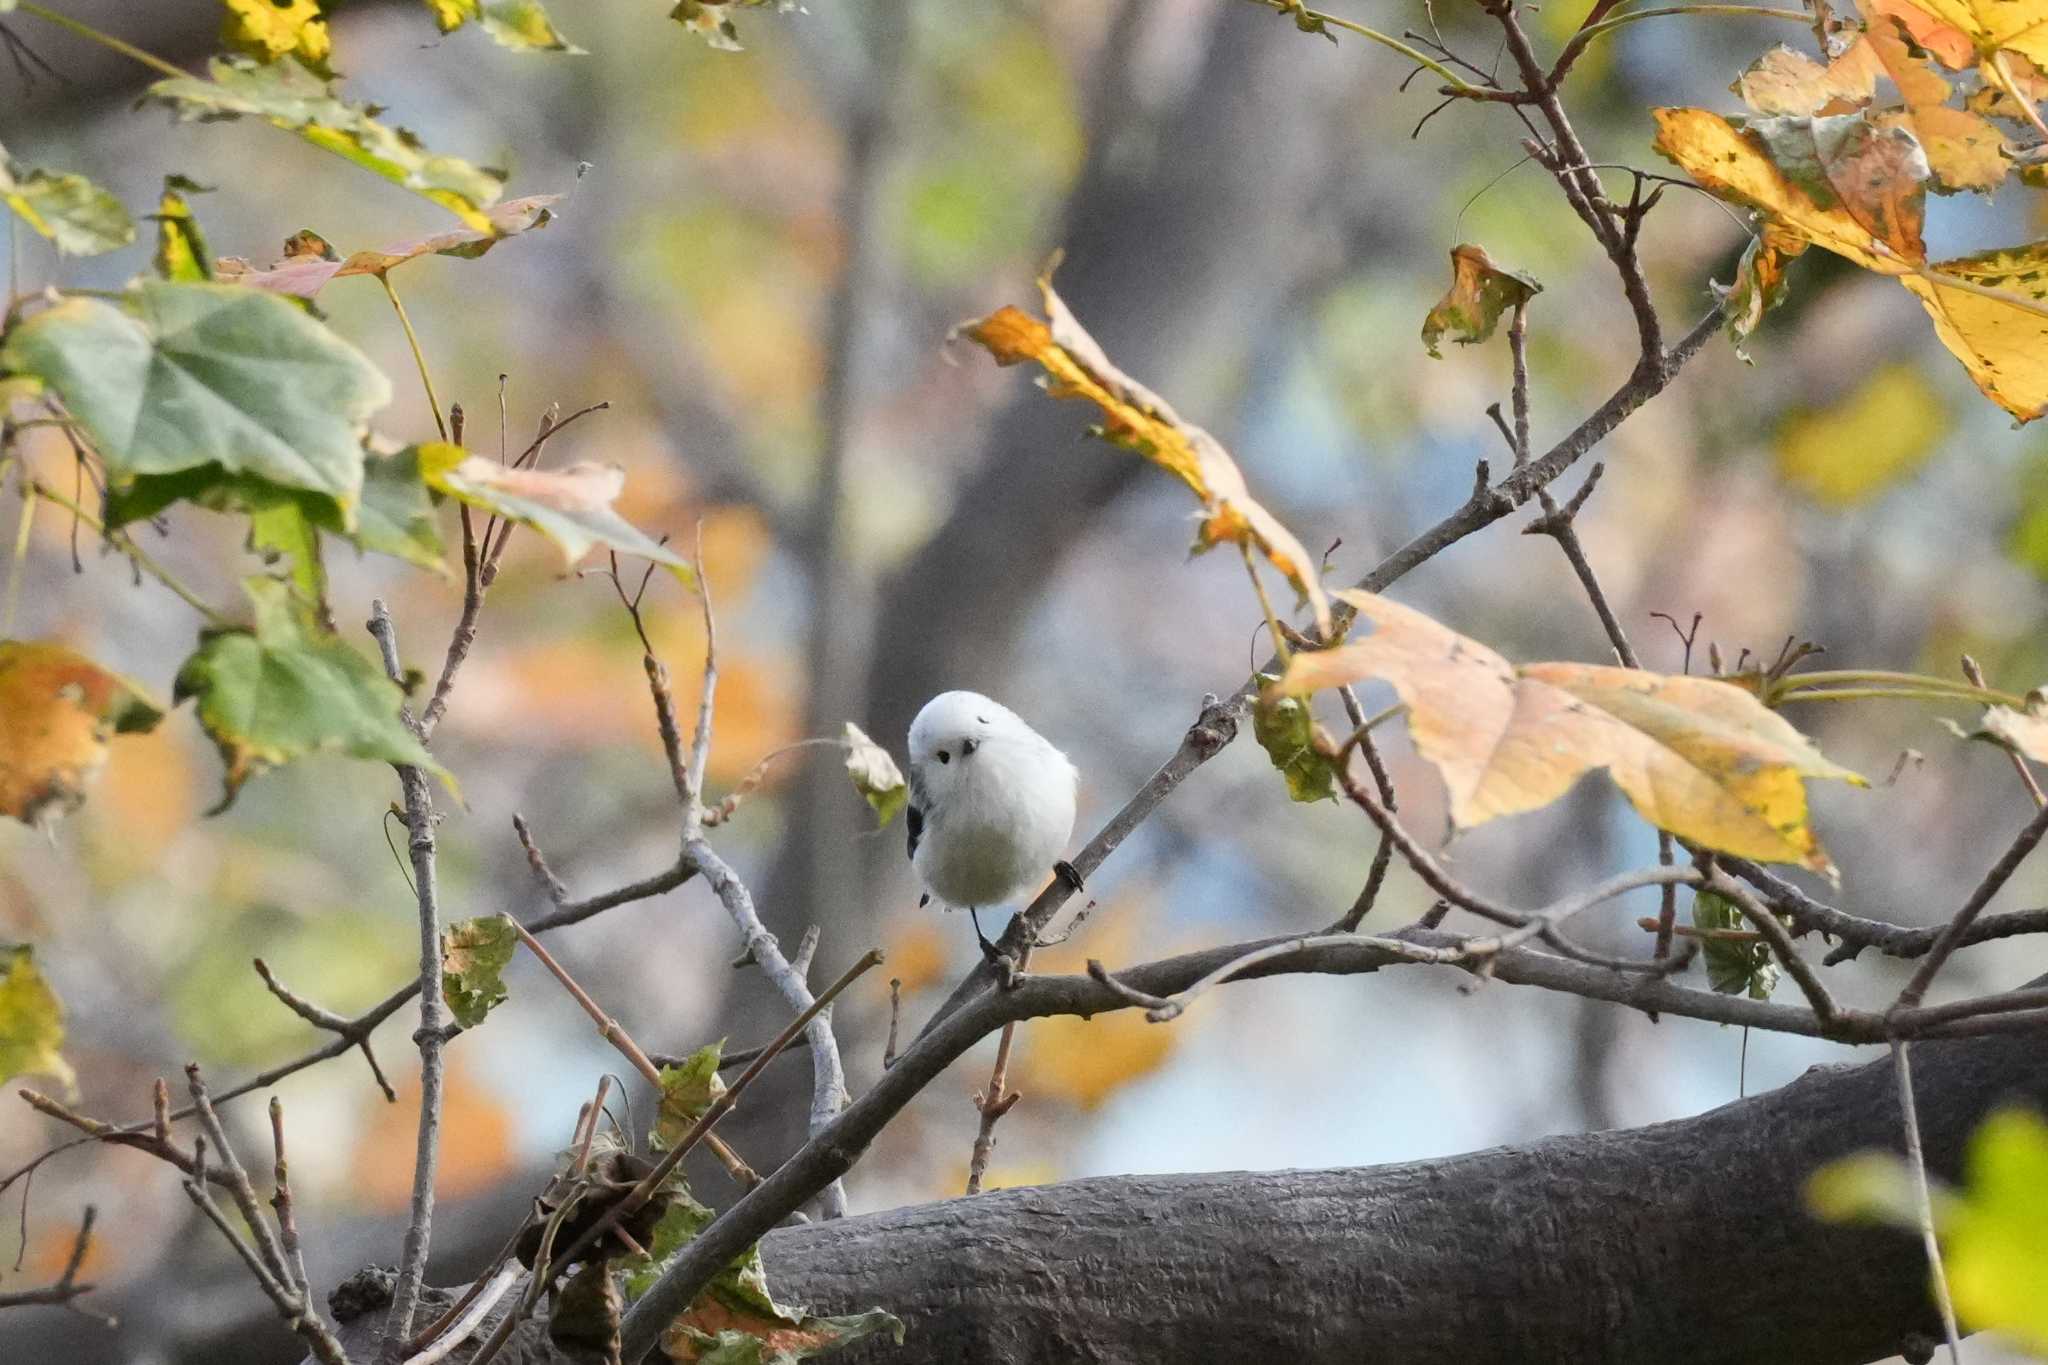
[966,944,1032,1194]
[254,959,397,1102]
[366,601,449,1360]
[883,978,903,1069]
[1891,1041,1963,1365]
[0,1205,110,1326]
[1895,797,2048,1008]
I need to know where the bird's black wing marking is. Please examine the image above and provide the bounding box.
[905,802,924,862]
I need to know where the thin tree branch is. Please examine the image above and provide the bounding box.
[1891,1041,1962,1364]
[1895,796,2048,1008]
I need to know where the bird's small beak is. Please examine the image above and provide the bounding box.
[961,737,979,756]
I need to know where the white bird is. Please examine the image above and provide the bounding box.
[905,690,1080,959]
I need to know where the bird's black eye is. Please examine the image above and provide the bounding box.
[936,749,950,765]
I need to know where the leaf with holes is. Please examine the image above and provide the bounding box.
[442,915,517,1028]
[1420,244,1539,358]
[149,57,505,231]
[0,140,132,257]
[0,640,163,830]
[958,265,1330,633]
[1273,590,1865,876]
[843,722,906,826]
[174,577,449,810]
[1692,889,1779,1000]
[1,282,387,511]
[1252,679,1337,803]
[425,0,583,52]
[0,945,71,1091]
[424,447,693,578]
[652,1042,726,1152]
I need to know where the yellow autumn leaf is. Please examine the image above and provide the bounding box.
[1420,244,1540,358]
[959,265,1331,634]
[220,0,332,75]
[1902,241,2048,421]
[1859,15,2011,192]
[0,640,164,830]
[1274,591,1866,876]
[1775,362,1947,505]
[0,945,72,1091]
[1884,0,2048,69]
[1734,43,1879,116]
[1652,106,1926,273]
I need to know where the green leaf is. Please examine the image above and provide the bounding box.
[1947,1108,2048,1351]
[0,945,72,1091]
[621,1189,904,1362]
[148,57,505,232]
[423,447,694,578]
[173,577,449,810]
[101,448,445,592]
[426,0,584,53]
[653,1041,727,1152]
[0,140,133,257]
[1809,1108,2048,1351]
[441,915,517,1028]
[1252,678,1337,803]
[354,445,448,572]
[0,283,388,512]
[1692,889,1779,1000]
[1421,244,1539,359]
[842,722,906,826]
[153,175,214,282]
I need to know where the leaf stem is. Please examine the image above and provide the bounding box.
[1776,687,2009,707]
[1246,0,1478,90]
[27,478,228,625]
[1987,49,2048,145]
[1569,3,1808,46]
[379,274,449,443]
[1242,542,1291,669]
[14,3,189,81]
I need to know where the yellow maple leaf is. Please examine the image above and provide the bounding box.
[1902,241,2048,420]
[1275,591,1866,876]
[960,264,1332,635]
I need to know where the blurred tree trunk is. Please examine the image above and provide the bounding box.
[322,1021,2040,1365]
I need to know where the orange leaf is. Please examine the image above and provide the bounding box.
[0,641,163,830]
[958,265,1331,634]
[1420,244,1540,359]
[1274,591,1865,876]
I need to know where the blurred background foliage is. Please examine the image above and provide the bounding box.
[3,1,2046,1359]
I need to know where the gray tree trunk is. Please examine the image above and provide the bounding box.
[324,1022,2043,1365]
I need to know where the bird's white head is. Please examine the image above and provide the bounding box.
[907,690,1025,802]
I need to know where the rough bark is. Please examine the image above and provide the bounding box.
[323,1022,2045,1365]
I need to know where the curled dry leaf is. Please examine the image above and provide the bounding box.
[0,945,72,1091]
[843,721,907,826]
[421,444,694,578]
[0,640,163,830]
[1944,686,2048,762]
[426,0,582,53]
[1273,590,1865,876]
[215,194,560,299]
[958,266,1331,634]
[1420,244,1540,359]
